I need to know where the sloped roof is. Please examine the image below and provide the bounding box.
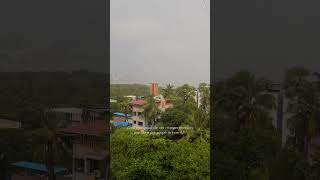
[12,161,67,173]
[112,121,130,128]
[113,112,130,117]
[130,99,146,106]
[49,107,82,114]
[60,120,109,136]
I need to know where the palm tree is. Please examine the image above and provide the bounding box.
[32,111,70,180]
[144,96,161,127]
[162,84,175,99]
[225,71,276,130]
[185,108,210,142]
[119,97,131,122]
[285,67,320,159]
[175,84,196,105]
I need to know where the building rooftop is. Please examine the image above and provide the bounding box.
[112,117,126,122]
[0,119,21,128]
[60,120,109,136]
[112,121,130,128]
[12,161,67,174]
[49,107,82,114]
[113,112,130,117]
[130,99,146,106]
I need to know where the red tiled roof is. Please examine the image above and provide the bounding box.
[130,99,146,106]
[60,120,109,136]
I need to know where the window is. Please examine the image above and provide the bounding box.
[75,159,84,172]
[138,122,143,126]
[134,121,136,124]
[89,159,99,173]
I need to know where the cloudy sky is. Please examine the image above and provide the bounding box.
[0,0,107,72]
[110,0,210,86]
[214,0,320,82]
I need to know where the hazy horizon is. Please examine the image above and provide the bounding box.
[110,0,210,86]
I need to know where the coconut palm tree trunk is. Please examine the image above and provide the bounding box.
[104,152,110,179]
[47,142,56,180]
[304,135,311,160]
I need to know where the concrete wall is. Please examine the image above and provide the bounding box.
[132,106,144,113]
[73,143,106,160]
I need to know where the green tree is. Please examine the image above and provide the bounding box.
[144,96,161,127]
[308,146,320,180]
[185,108,210,143]
[110,84,149,99]
[198,82,210,112]
[212,71,280,180]
[175,84,196,105]
[160,107,188,127]
[32,111,70,180]
[162,84,175,99]
[119,97,131,121]
[110,101,121,114]
[285,67,320,159]
[225,71,275,130]
[111,128,209,179]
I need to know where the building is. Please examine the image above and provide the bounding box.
[128,83,174,130]
[111,112,130,122]
[110,99,117,103]
[0,119,21,129]
[112,121,130,128]
[154,95,173,111]
[11,161,67,180]
[59,106,109,180]
[124,95,136,101]
[129,99,147,130]
[194,89,202,108]
[150,83,159,96]
[50,108,83,126]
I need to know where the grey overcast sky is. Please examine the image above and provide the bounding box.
[0,0,106,72]
[110,0,210,86]
[214,0,320,83]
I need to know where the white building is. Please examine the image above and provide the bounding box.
[194,89,202,108]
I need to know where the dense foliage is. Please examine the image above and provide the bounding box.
[213,69,320,180]
[4,67,320,179]
[110,83,210,179]
[110,84,149,99]
[111,128,210,180]
[0,71,106,179]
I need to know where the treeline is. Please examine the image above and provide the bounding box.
[0,71,108,120]
[110,84,150,99]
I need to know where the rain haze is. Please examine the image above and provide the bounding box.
[110,0,210,86]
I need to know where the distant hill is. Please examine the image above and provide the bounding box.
[0,71,108,119]
[110,84,149,99]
